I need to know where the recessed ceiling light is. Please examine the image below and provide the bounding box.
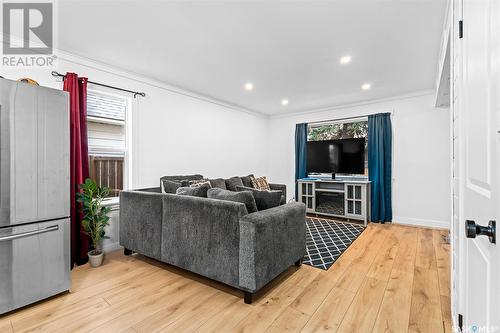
[281,99,289,106]
[340,56,351,64]
[361,83,371,91]
[244,82,254,91]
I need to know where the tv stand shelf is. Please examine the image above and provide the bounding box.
[298,178,371,226]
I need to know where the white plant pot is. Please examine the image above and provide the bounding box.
[88,251,104,268]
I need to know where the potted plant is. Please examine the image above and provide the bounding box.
[77,178,111,268]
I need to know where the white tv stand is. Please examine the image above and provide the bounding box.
[297,177,371,226]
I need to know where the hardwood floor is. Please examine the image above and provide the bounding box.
[0,223,451,333]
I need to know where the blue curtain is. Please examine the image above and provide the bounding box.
[368,113,392,223]
[295,123,308,200]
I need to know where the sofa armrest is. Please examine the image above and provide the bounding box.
[161,194,248,288]
[119,191,164,260]
[269,183,287,204]
[239,202,306,292]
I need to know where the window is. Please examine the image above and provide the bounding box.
[307,119,368,175]
[87,90,129,197]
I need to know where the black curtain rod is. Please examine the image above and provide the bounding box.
[51,71,146,98]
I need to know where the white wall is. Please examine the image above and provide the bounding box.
[266,92,451,228]
[1,53,269,188]
[2,51,269,251]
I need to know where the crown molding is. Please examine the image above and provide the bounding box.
[269,89,436,119]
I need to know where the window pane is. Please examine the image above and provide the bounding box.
[88,156,124,197]
[87,91,126,121]
[307,121,367,141]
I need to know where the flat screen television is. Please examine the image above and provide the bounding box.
[307,138,365,175]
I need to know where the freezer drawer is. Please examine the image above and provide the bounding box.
[0,218,70,314]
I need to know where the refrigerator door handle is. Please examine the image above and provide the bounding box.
[0,225,59,242]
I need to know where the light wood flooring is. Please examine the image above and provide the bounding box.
[0,222,451,333]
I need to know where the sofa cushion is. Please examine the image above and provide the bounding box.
[209,178,227,189]
[236,186,282,211]
[225,176,244,191]
[176,184,210,197]
[251,176,271,190]
[207,188,258,213]
[161,174,204,183]
[162,179,189,194]
[240,174,255,188]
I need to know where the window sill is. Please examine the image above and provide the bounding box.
[102,197,120,208]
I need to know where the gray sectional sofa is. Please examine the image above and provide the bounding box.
[119,174,306,304]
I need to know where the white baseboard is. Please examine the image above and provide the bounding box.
[103,242,122,253]
[392,216,450,229]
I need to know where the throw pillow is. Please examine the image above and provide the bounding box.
[251,175,271,191]
[176,184,210,197]
[240,174,255,188]
[207,188,258,213]
[236,185,282,211]
[209,178,227,189]
[162,179,182,194]
[189,179,212,188]
[225,176,244,191]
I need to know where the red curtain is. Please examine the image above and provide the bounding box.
[63,73,90,267]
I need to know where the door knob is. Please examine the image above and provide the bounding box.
[465,220,496,244]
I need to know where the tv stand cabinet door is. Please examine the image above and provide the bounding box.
[344,183,366,221]
[298,182,315,212]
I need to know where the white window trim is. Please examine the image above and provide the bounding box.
[87,88,133,201]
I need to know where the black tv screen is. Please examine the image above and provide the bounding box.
[307,138,365,174]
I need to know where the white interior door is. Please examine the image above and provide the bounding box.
[457,0,500,330]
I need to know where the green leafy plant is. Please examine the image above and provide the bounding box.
[307,121,368,141]
[76,178,111,255]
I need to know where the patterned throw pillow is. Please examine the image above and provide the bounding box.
[189,179,212,188]
[251,176,271,191]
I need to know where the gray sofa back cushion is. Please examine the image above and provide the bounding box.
[225,176,244,191]
[161,175,203,193]
[160,174,204,182]
[176,184,210,197]
[162,179,188,194]
[240,174,255,188]
[236,186,282,211]
[209,178,227,189]
[207,188,258,214]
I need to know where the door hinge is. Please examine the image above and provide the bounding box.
[458,314,464,332]
[459,20,463,38]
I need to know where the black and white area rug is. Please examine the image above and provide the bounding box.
[303,217,365,270]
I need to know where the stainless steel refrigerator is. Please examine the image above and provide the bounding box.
[0,78,71,314]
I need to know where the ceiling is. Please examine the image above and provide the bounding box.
[58,0,447,115]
